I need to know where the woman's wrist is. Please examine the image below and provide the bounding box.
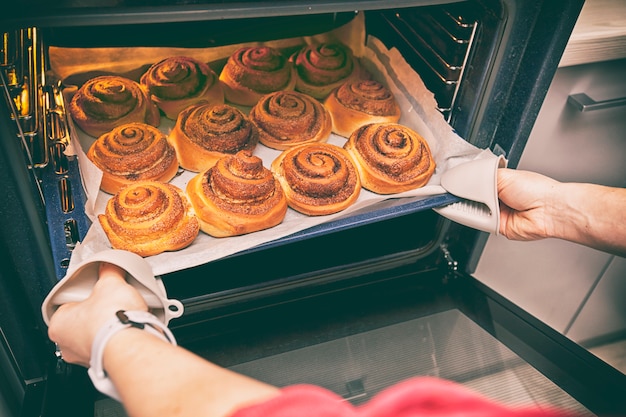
[539,181,567,241]
[91,311,176,401]
[546,182,611,249]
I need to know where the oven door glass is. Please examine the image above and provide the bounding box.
[228,309,588,412]
[94,272,626,417]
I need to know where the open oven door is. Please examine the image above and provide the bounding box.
[91,252,626,417]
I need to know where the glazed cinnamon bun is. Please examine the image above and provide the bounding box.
[169,103,259,172]
[271,142,361,216]
[219,46,296,106]
[249,90,332,150]
[98,181,200,257]
[324,79,401,138]
[87,122,179,195]
[344,123,435,194]
[69,75,160,137]
[186,150,287,237]
[140,56,224,119]
[293,42,360,99]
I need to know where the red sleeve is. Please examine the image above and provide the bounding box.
[230,377,576,417]
[230,384,356,417]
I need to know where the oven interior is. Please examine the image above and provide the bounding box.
[1,0,502,286]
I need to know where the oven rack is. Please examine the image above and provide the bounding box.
[373,3,478,122]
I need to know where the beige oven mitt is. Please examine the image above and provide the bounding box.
[41,249,183,327]
[434,154,507,235]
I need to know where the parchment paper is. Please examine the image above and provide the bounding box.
[51,13,489,276]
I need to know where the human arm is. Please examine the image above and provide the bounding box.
[497,168,626,257]
[47,263,279,417]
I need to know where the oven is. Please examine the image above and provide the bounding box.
[2,1,625,416]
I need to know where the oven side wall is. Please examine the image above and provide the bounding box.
[0,93,57,416]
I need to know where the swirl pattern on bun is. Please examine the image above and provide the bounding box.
[169,103,259,172]
[344,123,435,194]
[140,56,224,119]
[87,122,179,195]
[271,142,361,216]
[219,46,295,106]
[293,42,360,99]
[249,90,332,150]
[98,181,200,257]
[186,150,287,237]
[69,75,160,137]
[324,79,401,138]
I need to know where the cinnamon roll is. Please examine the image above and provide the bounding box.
[69,75,160,137]
[186,150,287,237]
[169,103,259,172]
[271,142,361,216]
[249,90,332,150]
[293,42,360,99]
[324,79,401,138]
[344,123,435,194]
[98,181,200,257]
[219,46,296,106]
[87,122,179,195]
[140,56,224,119]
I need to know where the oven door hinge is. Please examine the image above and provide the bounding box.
[439,243,460,282]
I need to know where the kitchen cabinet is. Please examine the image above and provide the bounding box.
[567,257,626,343]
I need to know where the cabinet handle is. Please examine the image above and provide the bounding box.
[567,93,626,112]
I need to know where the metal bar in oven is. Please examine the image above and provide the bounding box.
[40,82,90,278]
[386,10,478,121]
[2,28,48,168]
[1,32,19,86]
[446,18,478,121]
[442,8,475,29]
[0,66,45,203]
[393,13,463,84]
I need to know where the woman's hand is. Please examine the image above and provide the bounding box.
[47,263,148,367]
[497,168,560,241]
